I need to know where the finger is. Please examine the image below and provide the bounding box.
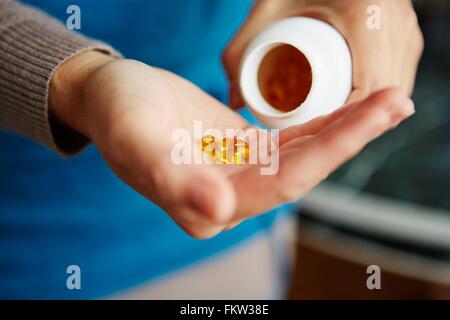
[279,88,415,198]
[387,4,423,97]
[401,25,424,96]
[232,88,414,218]
[224,219,244,231]
[171,206,230,239]
[347,87,373,105]
[278,100,359,146]
[108,146,234,239]
[150,160,236,230]
[342,10,394,104]
[279,135,313,153]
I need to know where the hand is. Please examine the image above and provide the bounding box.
[49,51,414,239]
[223,0,424,108]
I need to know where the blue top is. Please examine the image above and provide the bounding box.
[0,0,289,299]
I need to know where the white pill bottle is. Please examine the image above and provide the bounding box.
[239,17,352,129]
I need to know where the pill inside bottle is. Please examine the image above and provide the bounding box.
[257,44,313,113]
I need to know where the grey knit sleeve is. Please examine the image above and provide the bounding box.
[0,0,122,154]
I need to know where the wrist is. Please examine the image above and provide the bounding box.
[49,50,116,139]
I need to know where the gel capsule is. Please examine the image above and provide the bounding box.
[200,135,216,151]
[218,137,250,165]
[200,135,249,164]
[200,135,217,158]
[220,137,249,164]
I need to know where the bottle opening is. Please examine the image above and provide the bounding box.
[257,44,313,113]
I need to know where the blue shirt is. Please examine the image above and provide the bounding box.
[0,0,287,299]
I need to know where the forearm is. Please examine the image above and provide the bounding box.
[0,0,120,154]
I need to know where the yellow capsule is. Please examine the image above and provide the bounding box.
[231,153,245,165]
[200,135,216,152]
[219,137,250,165]
[217,138,230,164]
[234,140,249,158]
[200,135,218,159]
[200,135,250,165]
[235,145,249,164]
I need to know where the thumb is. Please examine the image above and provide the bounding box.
[154,162,236,227]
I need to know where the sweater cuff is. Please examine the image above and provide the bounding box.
[0,1,122,155]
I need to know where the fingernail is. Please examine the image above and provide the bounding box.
[389,98,415,128]
[403,98,416,116]
[391,98,415,125]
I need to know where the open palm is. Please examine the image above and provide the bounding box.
[84,59,414,238]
